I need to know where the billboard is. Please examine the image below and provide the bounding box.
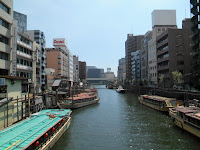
[53,38,67,47]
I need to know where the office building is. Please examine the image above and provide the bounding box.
[0,0,13,75]
[117,58,125,81]
[141,31,152,86]
[131,50,141,85]
[148,10,177,87]
[87,68,104,78]
[125,34,144,82]
[27,30,46,92]
[73,55,79,83]
[79,61,87,82]
[156,19,193,88]
[190,0,200,89]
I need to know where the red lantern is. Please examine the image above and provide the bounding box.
[35,141,39,147]
[58,123,61,126]
[44,133,48,138]
[62,119,65,122]
[52,127,55,132]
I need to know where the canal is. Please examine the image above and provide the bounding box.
[54,85,200,150]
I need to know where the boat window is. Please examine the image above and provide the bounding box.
[170,100,177,106]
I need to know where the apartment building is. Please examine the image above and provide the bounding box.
[0,0,13,75]
[190,0,200,89]
[73,55,79,83]
[148,10,177,87]
[140,31,152,85]
[79,61,87,82]
[117,58,125,81]
[131,50,141,85]
[156,19,193,88]
[27,30,46,92]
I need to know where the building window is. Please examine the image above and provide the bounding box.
[21,84,28,93]
[0,18,9,29]
[0,52,8,61]
[0,34,9,45]
[177,61,184,66]
[0,2,9,14]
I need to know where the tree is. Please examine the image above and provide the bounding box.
[172,70,183,85]
[159,74,165,88]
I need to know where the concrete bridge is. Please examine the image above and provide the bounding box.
[87,78,114,85]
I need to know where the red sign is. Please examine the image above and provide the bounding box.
[53,40,64,44]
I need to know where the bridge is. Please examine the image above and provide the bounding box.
[87,78,114,85]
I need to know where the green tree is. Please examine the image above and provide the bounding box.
[172,70,183,85]
[159,74,165,88]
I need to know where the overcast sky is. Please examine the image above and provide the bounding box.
[14,0,190,75]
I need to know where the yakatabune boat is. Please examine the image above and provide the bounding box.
[58,89,100,109]
[139,95,180,112]
[0,109,71,150]
[169,106,200,138]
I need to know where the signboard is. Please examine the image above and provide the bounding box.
[0,78,5,85]
[53,38,67,47]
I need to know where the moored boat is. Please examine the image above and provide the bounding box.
[58,89,100,109]
[169,106,200,138]
[0,109,71,150]
[139,95,180,112]
[116,86,126,93]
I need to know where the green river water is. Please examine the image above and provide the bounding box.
[54,85,200,150]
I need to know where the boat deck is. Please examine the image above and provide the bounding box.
[0,109,71,150]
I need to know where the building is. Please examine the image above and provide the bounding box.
[27,30,46,92]
[102,71,115,82]
[87,68,104,78]
[140,31,152,86]
[125,34,144,83]
[131,50,141,85]
[73,55,79,83]
[0,0,13,75]
[148,10,177,87]
[46,38,73,82]
[12,11,37,93]
[13,11,27,33]
[45,68,55,91]
[79,61,87,82]
[190,0,200,89]
[46,47,69,77]
[156,19,193,88]
[117,58,125,81]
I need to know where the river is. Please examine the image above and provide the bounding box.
[54,85,200,150]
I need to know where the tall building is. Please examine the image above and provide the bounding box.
[156,19,193,88]
[125,34,144,82]
[117,58,125,81]
[0,0,13,75]
[141,31,152,86]
[148,10,177,87]
[27,30,46,92]
[190,0,200,89]
[131,50,141,85]
[79,61,87,82]
[12,11,38,93]
[73,55,79,83]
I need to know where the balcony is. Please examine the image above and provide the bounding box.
[157,65,169,71]
[17,51,32,59]
[17,64,32,71]
[157,38,168,48]
[157,57,169,64]
[17,40,33,50]
[157,47,168,56]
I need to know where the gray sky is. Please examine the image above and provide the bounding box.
[14,0,190,75]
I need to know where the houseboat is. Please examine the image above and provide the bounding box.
[58,89,100,109]
[139,95,180,112]
[0,109,71,150]
[169,106,200,138]
[116,86,126,93]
